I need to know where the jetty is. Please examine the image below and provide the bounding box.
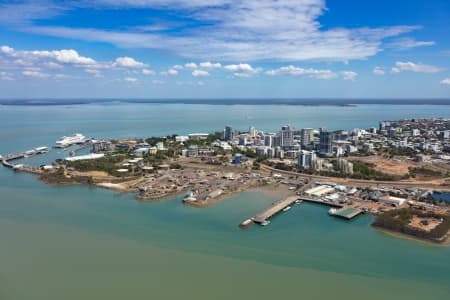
[298,196,343,208]
[328,207,363,220]
[1,147,49,169]
[252,196,299,225]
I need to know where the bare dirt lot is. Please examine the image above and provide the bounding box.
[352,156,416,176]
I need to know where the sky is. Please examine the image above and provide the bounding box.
[0,0,449,99]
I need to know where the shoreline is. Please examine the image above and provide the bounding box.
[371,224,450,246]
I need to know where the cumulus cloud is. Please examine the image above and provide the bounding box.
[113,56,146,68]
[184,62,197,69]
[265,65,337,80]
[391,61,442,73]
[0,71,13,80]
[142,68,155,75]
[373,67,385,75]
[192,69,209,77]
[85,68,103,77]
[161,68,178,76]
[2,1,425,61]
[22,70,50,78]
[441,78,450,85]
[0,45,98,67]
[224,63,260,77]
[124,76,138,82]
[341,71,358,81]
[199,61,221,69]
[172,64,184,70]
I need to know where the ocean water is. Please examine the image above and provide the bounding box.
[0,103,449,300]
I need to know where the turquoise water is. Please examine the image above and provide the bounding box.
[1,103,450,299]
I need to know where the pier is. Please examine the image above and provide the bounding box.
[252,196,299,224]
[329,207,363,220]
[298,196,343,208]
[1,147,49,169]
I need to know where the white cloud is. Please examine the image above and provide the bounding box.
[224,63,260,77]
[85,68,103,77]
[152,79,165,85]
[0,45,14,55]
[172,64,184,70]
[373,67,385,75]
[265,65,337,80]
[0,71,13,80]
[124,76,138,82]
[142,68,155,75]
[113,56,146,68]
[184,62,197,69]
[8,1,424,62]
[199,61,221,69]
[341,71,358,81]
[161,68,178,76]
[391,61,442,73]
[1,45,98,66]
[22,70,49,78]
[192,69,210,77]
[43,61,63,69]
[440,78,450,85]
[386,38,435,50]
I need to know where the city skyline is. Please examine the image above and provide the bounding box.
[0,0,450,99]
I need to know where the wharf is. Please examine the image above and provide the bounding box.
[329,207,363,220]
[1,147,49,169]
[298,196,343,208]
[252,196,299,224]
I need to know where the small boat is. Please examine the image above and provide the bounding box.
[282,206,291,212]
[239,219,254,228]
[261,220,271,226]
[295,200,302,204]
[328,208,337,215]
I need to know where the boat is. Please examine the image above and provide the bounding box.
[25,150,36,156]
[35,146,49,153]
[282,206,291,212]
[295,199,302,204]
[55,133,86,148]
[261,220,271,226]
[239,219,254,228]
[328,208,337,215]
[13,164,24,170]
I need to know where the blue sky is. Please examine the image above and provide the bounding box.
[0,0,449,99]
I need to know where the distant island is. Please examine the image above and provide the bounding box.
[1,98,450,106]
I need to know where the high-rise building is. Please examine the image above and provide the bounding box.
[336,158,354,175]
[224,126,234,141]
[297,150,316,169]
[300,128,314,147]
[319,127,333,156]
[264,134,274,147]
[280,125,293,148]
[249,126,257,137]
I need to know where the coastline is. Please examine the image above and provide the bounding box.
[372,224,450,247]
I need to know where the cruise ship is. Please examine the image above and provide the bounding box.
[55,134,86,148]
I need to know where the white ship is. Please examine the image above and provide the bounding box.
[34,146,49,153]
[55,134,86,148]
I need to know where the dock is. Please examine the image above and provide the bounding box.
[1,147,49,169]
[298,196,343,208]
[329,207,363,220]
[252,196,299,224]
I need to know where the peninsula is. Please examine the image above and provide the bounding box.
[2,118,450,244]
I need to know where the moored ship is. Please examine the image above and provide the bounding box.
[55,134,86,148]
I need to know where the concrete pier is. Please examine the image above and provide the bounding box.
[252,196,299,224]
